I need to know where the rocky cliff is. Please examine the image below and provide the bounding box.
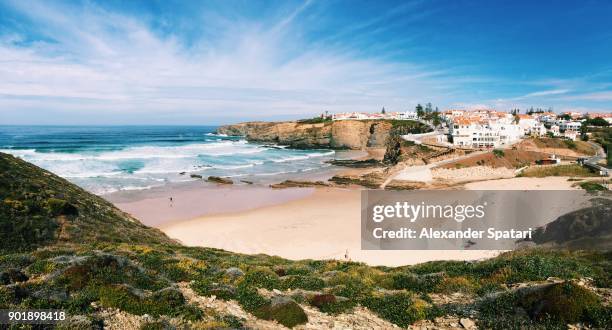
[216,120,396,149]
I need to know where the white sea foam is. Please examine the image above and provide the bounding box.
[1,141,336,194]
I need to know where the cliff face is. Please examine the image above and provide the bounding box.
[216,120,393,149]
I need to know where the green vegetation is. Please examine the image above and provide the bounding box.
[492,149,505,158]
[1,152,611,328]
[519,164,598,177]
[0,153,173,254]
[297,116,332,124]
[383,133,403,165]
[584,117,610,127]
[590,127,612,167]
[383,120,432,165]
[579,181,608,192]
[479,281,611,329]
[362,292,428,327]
[388,119,431,135]
[531,137,597,155]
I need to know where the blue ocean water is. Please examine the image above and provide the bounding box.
[0,126,335,194]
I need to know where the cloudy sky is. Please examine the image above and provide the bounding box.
[1,0,611,125]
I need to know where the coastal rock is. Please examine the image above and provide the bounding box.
[329,171,386,189]
[269,180,330,189]
[240,180,254,184]
[385,180,426,190]
[190,174,203,179]
[0,269,28,285]
[459,317,476,329]
[225,267,245,278]
[216,120,394,150]
[255,296,308,328]
[525,198,612,250]
[207,176,233,184]
[326,158,383,168]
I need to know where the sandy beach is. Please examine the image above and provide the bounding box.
[110,175,583,266]
[159,187,500,266]
[463,176,581,190]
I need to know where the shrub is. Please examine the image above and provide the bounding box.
[235,284,269,313]
[493,149,505,158]
[254,296,308,328]
[363,292,428,327]
[435,276,476,293]
[518,282,600,324]
[297,117,331,124]
[46,198,78,216]
[329,276,373,302]
[391,272,445,292]
[241,267,280,290]
[309,294,354,315]
[97,285,186,317]
[479,281,609,328]
[191,279,235,300]
[284,264,313,276]
[564,139,577,149]
[579,181,607,192]
[280,275,325,291]
[383,133,402,165]
[214,314,245,329]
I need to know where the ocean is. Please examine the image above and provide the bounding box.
[0,126,336,194]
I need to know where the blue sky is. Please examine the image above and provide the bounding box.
[0,0,611,125]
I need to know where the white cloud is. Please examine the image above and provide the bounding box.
[561,91,612,101]
[0,1,455,124]
[521,89,570,98]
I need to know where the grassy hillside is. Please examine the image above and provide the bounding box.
[530,137,597,156]
[0,153,174,253]
[1,152,610,329]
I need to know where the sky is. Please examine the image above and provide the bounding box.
[0,0,611,125]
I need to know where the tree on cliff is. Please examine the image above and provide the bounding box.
[432,109,441,127]
[381,107,386,114]
[383,133,402,165]
[415,104,424,119]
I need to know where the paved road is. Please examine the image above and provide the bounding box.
[583,141,609,176]
[379,149,490,188]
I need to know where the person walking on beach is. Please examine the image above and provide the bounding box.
[169,197,173,207]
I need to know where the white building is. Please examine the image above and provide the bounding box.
[535,112,558,124]
[398,111,418,120]
[557,120,583,131]
[450,117,523,148]
[332,111,417,121]
[564,130,578,141]
[516,114,537,135]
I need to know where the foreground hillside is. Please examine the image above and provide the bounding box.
[1,152,611,329]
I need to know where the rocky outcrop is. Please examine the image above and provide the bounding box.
[326,158,383,168]
[269,180,330,189]
[526,197,612,250]
[329,171,387,188]
[216,120,396,150]
[207,176,233,184]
